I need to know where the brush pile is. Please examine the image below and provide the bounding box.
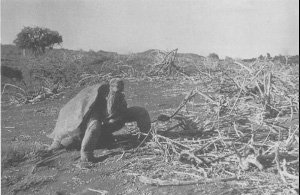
[122,59,299,194]
[1,81,64,105]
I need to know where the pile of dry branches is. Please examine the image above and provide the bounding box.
[148,48,190,78]
[1,81,64,105]
[121,60,299,194]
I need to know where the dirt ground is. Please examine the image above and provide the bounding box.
[1,79,215,195]
[1,79,297,195]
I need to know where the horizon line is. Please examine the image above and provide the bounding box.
[1,43,299,60]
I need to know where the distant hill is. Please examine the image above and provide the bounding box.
[1,44,298,77]
[128,49,206,73]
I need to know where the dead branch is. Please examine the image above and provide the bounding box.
[2,83,26,95]
[138,175,237,186]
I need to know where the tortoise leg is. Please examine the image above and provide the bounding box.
[61,135,81,150]
[48,128,82,151]
[48,138,64,151]
[80,119,102,162]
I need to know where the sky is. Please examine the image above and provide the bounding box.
[1,0,299,58]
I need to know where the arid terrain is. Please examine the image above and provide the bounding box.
[1,45,299,195]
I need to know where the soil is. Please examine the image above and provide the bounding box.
[1,79,296,195]
[1,79,222,195]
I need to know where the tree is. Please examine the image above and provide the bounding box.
[14,26,63,55]
[208,53,219,61]
[258,54,264,60]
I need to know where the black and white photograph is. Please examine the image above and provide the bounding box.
[1,0,299,194]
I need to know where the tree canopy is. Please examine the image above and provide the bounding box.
[208,53,219,61]
[14,26,63,55]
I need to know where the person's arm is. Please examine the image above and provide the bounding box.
[120,93,128,109]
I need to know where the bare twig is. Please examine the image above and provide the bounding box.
[138,175,237,186]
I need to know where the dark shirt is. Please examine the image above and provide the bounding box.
[107,91,127,120]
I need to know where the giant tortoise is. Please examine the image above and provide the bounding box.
[48,81,109,161]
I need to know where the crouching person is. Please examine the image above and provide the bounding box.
[103,78,151,137]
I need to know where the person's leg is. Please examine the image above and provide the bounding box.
[104,118,125,132]
[125,106,151,133]
[96,130,115,149]
[97,119,125,148]
[94,107,151,149]
[80,119,102,162]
